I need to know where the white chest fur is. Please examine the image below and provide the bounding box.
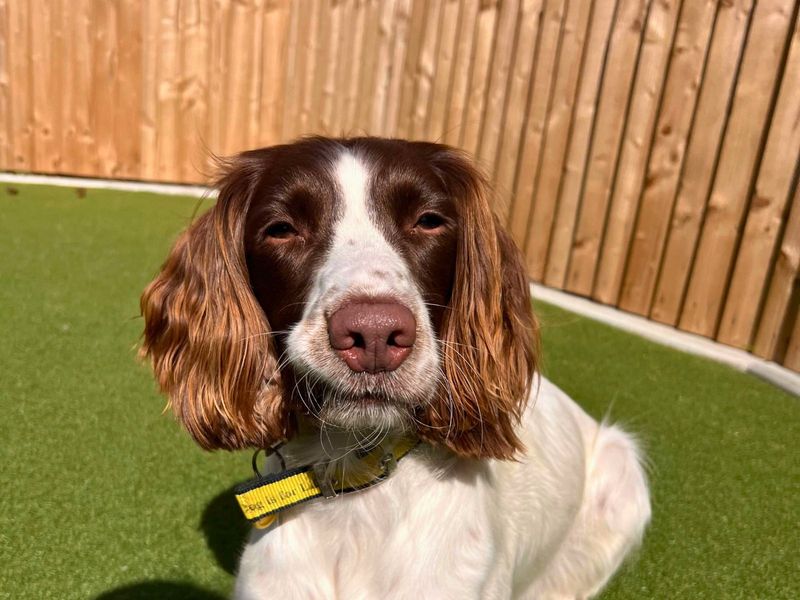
[233,378,650,600]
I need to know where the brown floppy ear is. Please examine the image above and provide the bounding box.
[419,148,538,459]
[140,152,291,450]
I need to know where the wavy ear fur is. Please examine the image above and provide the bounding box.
[420,149,539,459]
[140,152,291,450]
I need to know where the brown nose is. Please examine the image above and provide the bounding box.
[327,301,416,373]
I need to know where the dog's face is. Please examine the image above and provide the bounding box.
[141,137,537,459]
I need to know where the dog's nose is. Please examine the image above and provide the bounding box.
[328,301,416,373]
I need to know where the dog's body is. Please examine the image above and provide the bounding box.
[141,137,650,599]
[236,378,649,599]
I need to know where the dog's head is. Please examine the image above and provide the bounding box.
[141,137,537,459]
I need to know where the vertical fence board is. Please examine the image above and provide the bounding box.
[113,0,143,179]
[140,0,159,180]
[177,0,211,181]
[565,0,652,297]
[30,0,61,173]
[0,0,8,168]
[90,1,122,178]
[426,0,462,141]
[492,0,543,222]
[279,1,301,140]
[593,0,682,305]
[369,0,398,135]
[443,0,479,146]
[523,0,592,277]
[717,16,800,348]
[679,0,795,337]
[781,308,800,370]
[460,0,499,154]
[395,0,429,138]
[382,0,412,136]
[507,0,566,247]
[753,182,800,360]
[7,2,34,171]
[476,0,519,173]
[259,1,290,145]
[409,0,443,139]
[650,0,755,325]
[618,0,718,315]
[544,0,618,288]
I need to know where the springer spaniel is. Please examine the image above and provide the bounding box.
[141,137,650,599]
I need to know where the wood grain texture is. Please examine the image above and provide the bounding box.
[753,182,800,361]
[679,0,795,337]
[565,0,652,297]
[476,0,519,174]
[781,303,800,371]
[544,0,619,288]
[492,0,543,223]
[523,0,591,278]
[507,0,566,248]
[618,0,718,315]
[717,14,800,349]
[460,0,498,154]
[426,0,462,141]
[443,0,479,146]
[650,0,755,326]
[0,0,8,168]
[592,0,682,305]
[409,0,443,140]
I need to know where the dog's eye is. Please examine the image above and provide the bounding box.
[263,221,299,241]
[414,212,446,231]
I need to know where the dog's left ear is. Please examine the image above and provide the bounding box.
[418,146,539,459]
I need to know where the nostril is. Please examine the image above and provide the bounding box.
[351,332,366,349]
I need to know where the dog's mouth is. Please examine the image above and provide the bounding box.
[289,371,433,431]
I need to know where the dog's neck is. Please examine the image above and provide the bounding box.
[278,415,415,477]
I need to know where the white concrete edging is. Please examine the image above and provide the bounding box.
[0,172,215,198]
[532,283,800,397]
[3,172,795,396]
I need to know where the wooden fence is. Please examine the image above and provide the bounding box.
[1,0,799,372]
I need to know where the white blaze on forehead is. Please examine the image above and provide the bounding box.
[320,151,409,287]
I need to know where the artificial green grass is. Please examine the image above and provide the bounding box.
[0,183,797,599]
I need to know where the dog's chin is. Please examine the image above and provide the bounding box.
[319,393,414,432]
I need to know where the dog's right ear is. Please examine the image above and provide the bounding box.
[140,151,292,450]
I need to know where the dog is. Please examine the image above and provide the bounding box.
[141,137,650,599]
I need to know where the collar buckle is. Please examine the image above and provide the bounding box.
[379,450,397,477]
[312,463,338,498]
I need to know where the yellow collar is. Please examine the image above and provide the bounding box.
[235,438,419,529]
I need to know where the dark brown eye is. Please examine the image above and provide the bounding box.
[414,212,446,231]
[263,221,299,240]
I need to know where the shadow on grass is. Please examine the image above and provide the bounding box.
[94,581,226,599]
[200,484,251,575]
[94,485,250,599]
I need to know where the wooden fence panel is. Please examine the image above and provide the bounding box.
[544,0,619,288]
[718,15,800,349]
[425,0,461,141]
[650,0,755,326]
[565,0,651,297]
[1,0,799,373]
[679,0,795,338]
[523,0,592,280]
[506,0,566,247]
[753,182,800,361]
[492,0,542,222]
[618,0,718,316]
[476,0,518,174]
[592,0,681,305]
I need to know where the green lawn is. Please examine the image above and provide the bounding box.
[1,183,797,599]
